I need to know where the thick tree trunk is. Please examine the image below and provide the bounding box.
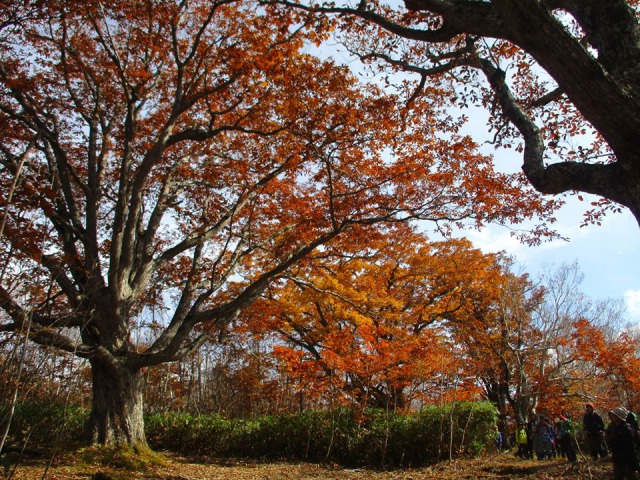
[88,360,148,450]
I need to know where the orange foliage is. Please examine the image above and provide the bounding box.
[241,227,502,410]
[0,0,570,443]
[573,319,640,410]
[0,0,558,353]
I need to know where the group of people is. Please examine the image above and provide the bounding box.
[508,403,640,480]
[581,403,640,480]
[513,414,577,462]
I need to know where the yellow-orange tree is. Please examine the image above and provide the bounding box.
[573,318,640,412]
[242,228,503,410]
[0,0,556,447]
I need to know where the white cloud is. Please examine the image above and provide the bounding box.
[465,228,526,255]
[624,289,640,321]
[464,224,571,260]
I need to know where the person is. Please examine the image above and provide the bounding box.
[557,414,577,463]
[526,420,535,460]
[515,423,530,459]
[535,417,554,460]
[494,425,504,452]
[627,411,640,474]
[606,407,638,480]
[554,418,566,458]
[583,402,608,460]
[497,414,510,450]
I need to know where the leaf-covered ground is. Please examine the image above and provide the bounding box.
[6,450,615,480]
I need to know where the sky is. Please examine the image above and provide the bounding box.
[465,195,640,324]
[456,114,640,326]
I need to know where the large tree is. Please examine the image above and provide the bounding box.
[243,228,495,410]
[273,0,640,225]
[0,0,554,448]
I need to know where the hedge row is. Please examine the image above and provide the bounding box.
[1,401,498,467]
[145,401,498,467]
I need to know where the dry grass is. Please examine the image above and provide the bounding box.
[7,450,614,480]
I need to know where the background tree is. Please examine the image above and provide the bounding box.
[572,317,640,412]
[456,260,626,427]
[272,0,640,226]
[242,228,503,411]
[529,263,625,415]
[0,0,555,448]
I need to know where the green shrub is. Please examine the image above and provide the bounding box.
[0,401,88,451]
[145,412,238,456]
[1,400,497,466]
[145,401,498,467]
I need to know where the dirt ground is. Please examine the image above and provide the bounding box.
[6,451,615,480]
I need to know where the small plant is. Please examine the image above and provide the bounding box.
[0,401,88,452]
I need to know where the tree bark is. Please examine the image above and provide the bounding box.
[87,360,148,450]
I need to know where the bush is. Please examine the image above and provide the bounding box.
[0,401,88,451]
[145,401,498,467]
[1,400,498,467]
[144,412,238,456]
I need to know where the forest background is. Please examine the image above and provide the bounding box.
[1,0,640,470]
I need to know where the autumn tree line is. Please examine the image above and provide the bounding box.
[1,0,639,453]
[2,241,638,434]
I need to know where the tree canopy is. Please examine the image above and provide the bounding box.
[244,228,495,409]
[271,0,640,226]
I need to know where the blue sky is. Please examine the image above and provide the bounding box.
[464,196,640,323]
[455,108,640,325]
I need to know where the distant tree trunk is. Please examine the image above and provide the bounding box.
[88,360,148,450]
